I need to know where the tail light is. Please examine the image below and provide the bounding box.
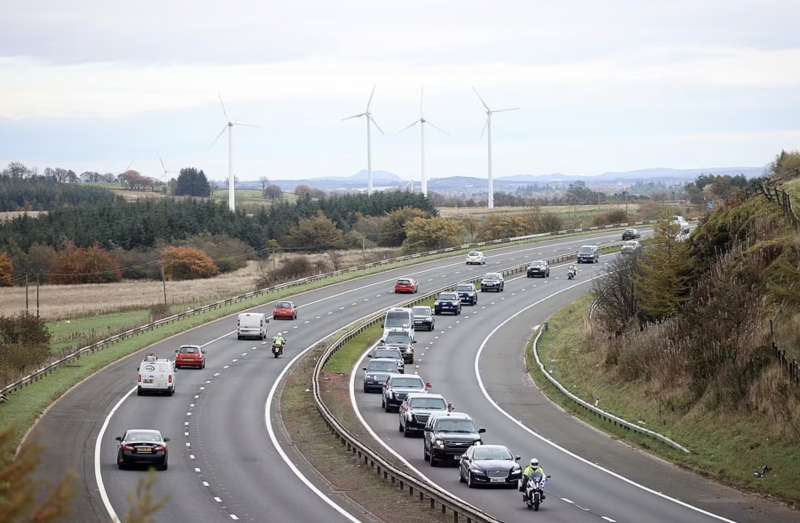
[168,375,173,384]
[138,374,142,383]
[122,444,136,451]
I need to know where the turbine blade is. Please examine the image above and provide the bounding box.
[369,115,384,135]
[342,113,366,121]
[210,125,227,149]
[479,118,488,139]
[399,120,419,134]
[218,93,231,121]
[426,120,449,135]
[472,87,490,111]
[232,122,260,128]
[366,85,376,111]
[160,157,167,172]
[492,107,520,113]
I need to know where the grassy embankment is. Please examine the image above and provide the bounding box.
[530,295,800,505]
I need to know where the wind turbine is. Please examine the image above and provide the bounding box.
[342,86,384,195]
[159,157,177,180]
[473,88,518,209]
[211,94,259,212]
[399,88,447,197]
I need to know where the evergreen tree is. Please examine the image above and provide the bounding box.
[634,220,691,321]
[175,168,211,197]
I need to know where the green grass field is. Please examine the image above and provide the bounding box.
[532,296,800,504]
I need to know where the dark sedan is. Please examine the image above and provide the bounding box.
[526,260,550,278]
[399,392,448,435]
[116,429,169,470]
[458,444,522,488]
[363,358,402,392]
[412,306,435,331]
[480,273,504,292]
[455,283,478,305]
[434,292,461,315]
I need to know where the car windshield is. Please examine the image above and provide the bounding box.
[126,431,163,442]
[367,360,397,372]
[385,311,410,328]
[468,252,481,257]
[473,446,512,460]
[385,333,411,344]
[179,346,199,354]
[397,279,412,285]
[435,419,476,433]
[409,397,446,410]
[578,246,596,254]
[412,307,431,316]
[276,302,292,308]
[372,348,402,359]
[484,273,501,280]
[390,377,424,388]
[530,261,545,267]
[456,285,473,292]
[439,293,458,301]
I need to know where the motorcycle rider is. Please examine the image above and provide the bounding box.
[272,333,286,353]
[520,458,546,499]
[567,264,577,279]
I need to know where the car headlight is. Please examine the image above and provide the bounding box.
[435,439,444,448]
[469,467,485,475]
[406,412,413,420]
[390,391,395,399]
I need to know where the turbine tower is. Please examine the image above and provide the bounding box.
[399,88,446,197]
[473,88,518,209]
[159,157,177,180]
[211,94,258,212]
[343,86,383,195]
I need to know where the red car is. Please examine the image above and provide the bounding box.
[273,301,297,320]
[394,278,418,294]
[174,345,205,369]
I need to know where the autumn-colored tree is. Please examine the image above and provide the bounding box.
[404,217,465,252]
[161,246,219,280]
[378,208,429,247]
[49,244,122,284]
[284,212,344,251]
[476,215,529,241]
[0,253,13,286]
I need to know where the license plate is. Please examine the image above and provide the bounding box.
[490,477,505,483]
[453,455,460,460]
[136,447,152,454]
[143,379,153,384]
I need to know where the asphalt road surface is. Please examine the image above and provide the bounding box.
[29,231,626,523]
[353,255,799,523]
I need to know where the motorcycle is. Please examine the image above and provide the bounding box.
[272,338,285,358]
[567,267,577,280]
[522,472,550,511]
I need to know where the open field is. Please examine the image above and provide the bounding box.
[438,202,643,228]
[0,210,48,222]
[532,295,800,505]
[211,188,297,208]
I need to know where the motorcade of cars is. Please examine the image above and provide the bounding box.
[412,306,435,331]
[526,260,550,278]
[174,344,205,369]
[115,429,169,470]
[423,412,485,466]
[621,228,640,241]
[394,277,419,294]
[434,292,462,315]
[382,374,426,412]
[455,283,478,305]
[480,272,504,292]
[621,240,642,254]
[458,444,522,488]
[382,328,416,364]
[576,245,600,264]
[137,356,175,396]
[363,358,403,392]
[237,312,269,340]
[382,307,414,341]
[398,392,448,435]
[273,301,297,320]
[465,251,486,265]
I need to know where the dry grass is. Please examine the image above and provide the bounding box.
[437,203,640,218]
[0,211,47,222]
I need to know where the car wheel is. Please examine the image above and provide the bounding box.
[430,454,438,467]
[459,468,465,483]
[467,472,473,488]
[160,460,168,471]
[136,387,142,396]
[168,387,175,396]
[423,446,430,462]
[117,461,125,470]
[399,422,404,433]
[201,361,206,369]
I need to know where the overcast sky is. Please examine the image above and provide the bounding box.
[1,1,798,182]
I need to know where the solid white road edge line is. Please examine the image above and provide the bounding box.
[472,276,737,523]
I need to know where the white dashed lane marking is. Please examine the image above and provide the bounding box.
[202,481,210,487]
[602,517,617,523]
[214,497,222,503]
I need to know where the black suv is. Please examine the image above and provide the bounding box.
[362,358,403,393]
[577,245,600,263]
[434,292,461,315]
[456,283,478,305]
[526,260,550,278]
[383,329,416,364]
[398,392,448,435]
[480,272,505,292]
[382,374,426,412]
[412,306,435,331]
[423,412,485,466]
[622,228,640,241]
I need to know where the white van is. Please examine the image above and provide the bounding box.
[137,356,175,396]
[237,312,269,340]
[383,308,414,341]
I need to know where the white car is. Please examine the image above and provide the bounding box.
[237,312,269,340]
[621,240,641,254]
[465,251,486,265]
[383,307,415,341]
[137,356,175,396]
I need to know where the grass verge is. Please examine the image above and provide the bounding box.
[528,295,800,506]
[279,334,449,523]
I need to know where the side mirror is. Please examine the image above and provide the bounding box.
[461,455,469,461]
[515,456,521,461]
[412,340,417,344]
[174,349,179,353]
[423,426,432,432]
[478,428,486,434]
[163,437,170,442]
[114,436,122,441]
[362,367,367,371]
[546,474,552,479]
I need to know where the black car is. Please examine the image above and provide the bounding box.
[382,374,426,412]
[455,283,478,305]
[369,346,405,372]
[423,412,485,466]
[622,228,640,241]
[116,429,169,470]
[526,260,550,278]
[412,306,435,331]
[363,358,403,392]
[383,329,416,364]
[434,292,462,315]
[577,245,600,263]
[398,392,448,435]
[459,444,522,488]
[480,272,505,292]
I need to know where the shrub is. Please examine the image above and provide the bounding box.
[284,212,344,251]
[161,246,219,280]
[149,303,172,321]
[592,209,629,226]
[477,215,529,241]
[403,217,465,252]
[0,313,51,383]
[181,234,255,273]
[112,247,162,280]
[254,256,315,288]
[49,244,122,284]
[0,253,13,286]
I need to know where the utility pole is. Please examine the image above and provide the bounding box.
[25,273,29,314]
[624,190,629,218]
[160,265,167,305]
[36,276,40,318]
[362,237,367,264]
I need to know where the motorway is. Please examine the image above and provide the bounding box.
[28,231,627,523]
[352,256,800,523]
